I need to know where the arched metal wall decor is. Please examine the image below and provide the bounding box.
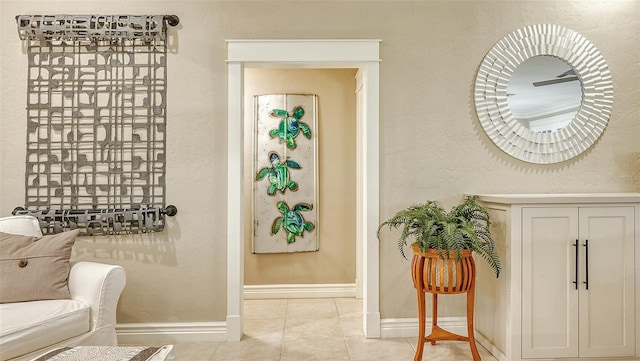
[474,24,613,164]
[14,15,179,235]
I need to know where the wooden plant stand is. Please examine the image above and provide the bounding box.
[411,244,480,361]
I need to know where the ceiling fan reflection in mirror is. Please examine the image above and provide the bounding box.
[533,69,579,87]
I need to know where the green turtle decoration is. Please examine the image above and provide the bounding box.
[271,201,315,243]
[269,106,312,149]
[256,152,301,195]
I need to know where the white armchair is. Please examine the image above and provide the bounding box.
[0,215,126,361]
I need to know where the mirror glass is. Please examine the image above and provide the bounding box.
[474,24,613,164]
[507,56,582,133]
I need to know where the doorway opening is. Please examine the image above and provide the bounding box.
[226,39,381,340]
[243,68,357,293]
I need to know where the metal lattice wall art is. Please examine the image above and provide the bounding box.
[14,15,179,235]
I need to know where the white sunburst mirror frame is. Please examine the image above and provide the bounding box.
[474,24,614,164]
[226,39,381,341]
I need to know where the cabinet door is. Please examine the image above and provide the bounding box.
[522,207,579,359]
[578,206,635,357]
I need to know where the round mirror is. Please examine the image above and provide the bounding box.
[474,24,613,164]
[507,56,582,133]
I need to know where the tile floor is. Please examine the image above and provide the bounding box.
[168,298,498,360]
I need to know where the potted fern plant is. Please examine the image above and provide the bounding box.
[377,194,501,278]
[377,195,500,361]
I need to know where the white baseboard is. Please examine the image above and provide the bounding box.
[116,318,462,344]
[380,317,468,338]
[116,322,226,344]
[475,331,509,361]
[366,311,381,338]
[115,317,502,355]
[243,283,356,299]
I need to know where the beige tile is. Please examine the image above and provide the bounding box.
[212,336,282,361]
[281,336,350,361]
[286,298,338,319]
[244,318,285,339]
[284,317,344,338]
[408,339,498,361]
[346,336,416,361]
[169,342,218,361]
[340,316,365,336]
[224,298,502,360]
[335,297,363,318]
[244,299,287,320]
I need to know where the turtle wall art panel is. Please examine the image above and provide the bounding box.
[252,94,318,253]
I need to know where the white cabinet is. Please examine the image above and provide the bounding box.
[522,206,634,358]
[473,194,639,361]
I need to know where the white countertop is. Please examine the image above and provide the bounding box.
[473,193,640,204]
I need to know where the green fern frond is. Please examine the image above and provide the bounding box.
[377,195,501,277]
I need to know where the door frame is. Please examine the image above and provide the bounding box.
[226,39,381,340]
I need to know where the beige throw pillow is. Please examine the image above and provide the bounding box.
[0,229,80,303]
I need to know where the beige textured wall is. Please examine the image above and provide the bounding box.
[1,1,638,324]
[243,68,357,285]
